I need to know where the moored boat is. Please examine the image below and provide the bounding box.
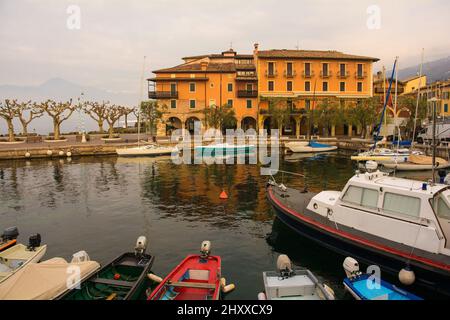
[285,141,337,153]
[60,236,154,300]
[0,227,19,253]
[0,234,47,285]
[351,148,423,163]
[258,255,335,300]
[0,251,100,300]
[266,166,450,297]
[148,241,221,300]
[195,143,255,156]
[343,257,422,300]
[382,154,450,171]
[116,144,178,157]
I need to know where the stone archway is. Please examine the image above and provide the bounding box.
[241,117,257,131]
[185,117,201,135]
[166,117,182,136]
[282,117,297,136]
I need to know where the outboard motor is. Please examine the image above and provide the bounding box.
[27,233,41,251]
[1,226,19,241]
[135,236,148,257]
[343,257,361,279]
[200,240,211,258]
[277,254,294,279]
[438,170,446,184]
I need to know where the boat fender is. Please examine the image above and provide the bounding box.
[46,150,53,156]
[114,273,121,280]
[147,273,163,283]
[220,277,226,289]
[219,190,228,199]
[323,284,335,300]
[399,266,415,286]
[66,151,72,157]
[257,292,267,300]
[25,152,31,158]
[58,151,64,156]
[222,284,235,294]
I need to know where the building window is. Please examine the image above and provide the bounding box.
[268,81,274,91]
[170,100,176,109]
[304,63,311,76]
[340,82,345,92]
[287,100,293,109]
[305,100,311,110]
[322,82,328,92]
[305,81,311,92]
[228,99,233,107]
[287,81,293,91]
[322,63,329,77]
[445,104,449,113]
[246,100,252,109]
[286,62,293,76]
[190,100,196,109]
[357,64,363,77]
[189,82,196,92]
[357,82,363,92]
[170,83,177,93]
[268,62,275,76]
[228,83,233,92]
[246,83,253,91]
[340,63,346,76]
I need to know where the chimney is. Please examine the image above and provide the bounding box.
[253,43,259,55]
[200,61,208,71]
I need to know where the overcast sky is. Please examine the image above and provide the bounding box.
[1,0,449,95]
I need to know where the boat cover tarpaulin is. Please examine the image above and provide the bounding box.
[309,141,332,148]
[409,155,447,165]
[0,257,100,300]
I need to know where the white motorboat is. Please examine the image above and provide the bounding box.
[267,163,450,296]
[285,141,337,153]
[258,255,335,300]
[0,234,47,285]
[116,144,178,157]
[383,154,450,171]
[0,251,100,300]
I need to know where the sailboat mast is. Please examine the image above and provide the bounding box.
[411,49,424,150]
[394,57,400,149]
[137,56,146,147]
[432,101,437,185]
[383,66,387,147]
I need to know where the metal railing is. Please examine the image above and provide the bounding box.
[148,91,178,99]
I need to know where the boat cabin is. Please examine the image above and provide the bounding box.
[308,170,450,256]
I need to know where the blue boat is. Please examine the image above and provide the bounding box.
[194,143,256,157]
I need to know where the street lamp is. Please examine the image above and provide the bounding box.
[77,92,87,143]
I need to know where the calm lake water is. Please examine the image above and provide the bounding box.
[0,151,436,300]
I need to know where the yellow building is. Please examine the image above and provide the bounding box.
[148,44,379,137]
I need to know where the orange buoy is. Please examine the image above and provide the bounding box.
[219,190,228,199]
[113,273,121,280]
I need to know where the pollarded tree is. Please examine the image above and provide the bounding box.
[37,99,76,140]
[313,98,344,137]
[268,100,291,135]
[0,99,17,142]
[104,105,132,138]
[13,100,44,136]
[83,101,110,133]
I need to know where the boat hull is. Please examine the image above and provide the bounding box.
[266,186,450,297]
[287,146,338,153]
[116,146,176,157]
[383,162,450,171]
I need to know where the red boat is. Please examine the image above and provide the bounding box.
[148,242,221,300]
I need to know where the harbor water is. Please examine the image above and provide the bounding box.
[0,151,441,299]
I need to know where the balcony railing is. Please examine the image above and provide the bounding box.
[237,90,258,98]
[265,70,278,77]
[320,70,332,78]
[337,71,349,79]
[148,91,178,99]
[284,70,297,78]
[302,70,315,78]
[355,71,367,79]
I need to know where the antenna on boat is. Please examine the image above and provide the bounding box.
[137,56,147,148]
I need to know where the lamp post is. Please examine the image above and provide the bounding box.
[77,92,87,143]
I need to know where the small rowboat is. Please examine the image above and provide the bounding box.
[0,227,19,253]
[343,257,422,300]
[258,255,335,300]
[285,141,337,153]
[0,234,47,285]
[148,241,221,300]
[60,236,154,300]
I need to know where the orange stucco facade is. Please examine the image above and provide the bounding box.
[148,44,379,137]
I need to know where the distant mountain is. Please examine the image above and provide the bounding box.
[391,56,450,83]
[0,78,138,135]
[0,77,137,105]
